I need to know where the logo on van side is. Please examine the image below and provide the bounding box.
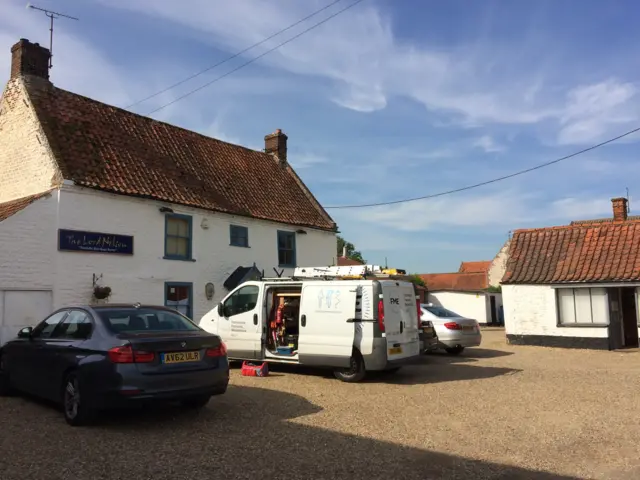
[390,297,399,305]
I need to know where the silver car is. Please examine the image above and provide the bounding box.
[420,303,481,355]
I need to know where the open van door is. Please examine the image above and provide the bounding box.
[217,283,263,360]
[298,282,357,367]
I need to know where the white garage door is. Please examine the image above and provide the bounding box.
[0,290,53,346]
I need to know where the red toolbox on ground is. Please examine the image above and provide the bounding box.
[241,361,269,377]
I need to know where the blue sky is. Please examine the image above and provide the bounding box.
[2,0,640,273]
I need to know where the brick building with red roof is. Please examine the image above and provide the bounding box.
[0,39,337,340]
[502,197,640,350]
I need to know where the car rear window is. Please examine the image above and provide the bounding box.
[96,308,201,334]
[424,306,461,318]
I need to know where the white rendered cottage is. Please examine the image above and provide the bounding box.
[0,39,337,344]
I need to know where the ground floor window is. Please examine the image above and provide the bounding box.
[557,287,608,325]
[165,282,193,319]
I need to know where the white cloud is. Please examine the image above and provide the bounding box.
[333,189,615,233]
[557,79,639,145]
[90,0,640,146]
[473,135,506,153]
[289,152,329,169]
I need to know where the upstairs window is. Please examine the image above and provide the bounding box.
[230,225,249,248]
[165,214,192,260]
[277,230,296,267]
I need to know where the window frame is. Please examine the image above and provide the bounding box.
[277,230,296,268]
[51,309,94,340]
[164,282,194,319]
[222,285,260,318]
[164,213,194,261]
[31,310,70,339]
[229,224,250,248]
[555,287,610,327]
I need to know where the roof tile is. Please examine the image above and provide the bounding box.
[0,190,53,222]
[503,222,640,284]
[24,83,336,231]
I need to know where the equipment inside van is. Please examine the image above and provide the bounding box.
[199,265,422,382]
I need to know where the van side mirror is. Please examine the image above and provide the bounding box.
[217,303,224,317]
[18,327,32,339]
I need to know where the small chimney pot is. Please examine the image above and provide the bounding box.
[10,38,50,81]
[264,129,288,165]
[611,197,628,222]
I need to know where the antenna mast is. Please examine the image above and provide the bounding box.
[27,3,79,70]
[626,187,631,213]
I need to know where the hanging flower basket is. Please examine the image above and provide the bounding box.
[93,285,112,300]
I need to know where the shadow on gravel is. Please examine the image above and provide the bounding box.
[0,385,580,480]
[423,347,515,364]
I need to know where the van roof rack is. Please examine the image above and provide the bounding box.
[259,265,410,282]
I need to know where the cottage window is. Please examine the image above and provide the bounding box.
[230,225,249,247]
[557,288,608,325]
[165,214,192,260]
[277,230,296,267]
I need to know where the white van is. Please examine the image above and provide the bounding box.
[199,266,422,382]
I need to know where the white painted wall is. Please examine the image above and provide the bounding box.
[488,239,510,288]
[502,284,608,338]
[0,77,62,203]
[0,185,336,332]
[428,291,490,323]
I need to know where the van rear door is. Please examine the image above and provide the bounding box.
[298,282,358,368]
[379,280,420,361]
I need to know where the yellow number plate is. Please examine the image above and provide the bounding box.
[162,351,201,364]
[388,347,403,355]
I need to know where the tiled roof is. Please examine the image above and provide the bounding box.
[0,190,52,222]
[24,83,336,231]
[337,256,364,266]
[502,223,640,284]
[418,272,488,292]
[458,261,491,274]
[570,215,640,225]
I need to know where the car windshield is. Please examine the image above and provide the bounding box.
[424,306,461,318]
[96,308,201,334]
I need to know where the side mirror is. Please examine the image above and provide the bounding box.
[217,303,224,317]
[17,326,33,339]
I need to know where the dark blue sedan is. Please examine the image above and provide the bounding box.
[0,304,229,426]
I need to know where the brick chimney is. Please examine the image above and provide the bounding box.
[612,197,628,222]
[264,129,287,165]
[10,38,50,81]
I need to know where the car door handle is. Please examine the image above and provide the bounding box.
[253,314,258,325]
[301,314,306,327]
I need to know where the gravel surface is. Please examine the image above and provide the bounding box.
[2,329,640,479]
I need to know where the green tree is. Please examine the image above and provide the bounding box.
[407,274,426,287]
[337,235,366,264]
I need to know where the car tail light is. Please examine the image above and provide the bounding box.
[416,299,421,329]
[206,342,227,357]
[377,299,385,333]
[444,322,462,330]
[108,345,155,363]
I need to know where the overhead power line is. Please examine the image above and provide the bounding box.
[144,0,367,116]
[324,126,640,209]
[125,0,346,110]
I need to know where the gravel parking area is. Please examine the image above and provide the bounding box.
[2,329,640,479]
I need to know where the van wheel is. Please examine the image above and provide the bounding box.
[445,346,465,355]
[333,351,366,383]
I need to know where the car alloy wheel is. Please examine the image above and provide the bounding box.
[64,377,80,420]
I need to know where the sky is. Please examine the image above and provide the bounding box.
[2,0,640,273]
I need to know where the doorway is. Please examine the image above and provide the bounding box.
[620,287,639,348]
[489,296,497,325]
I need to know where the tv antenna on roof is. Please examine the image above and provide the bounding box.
[626,187,631,213]
[27,3,79,70]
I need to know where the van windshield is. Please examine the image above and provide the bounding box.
[424,306,461,318]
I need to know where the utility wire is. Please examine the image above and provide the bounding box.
[324,126,640,209]
[124,0,346,109]
[145,0,367,116]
